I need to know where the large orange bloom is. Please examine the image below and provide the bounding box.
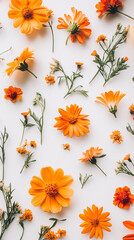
[95,91,125,117]
[123,221,134,240]
[79,147,103,162]
[79,205,112,239]
[54,104,90,138]
[96,0,123,17]
[57,7,92,44]
[8,0,52,34]
[29,167,74,213]
[4,86,23,102]
[113,186,134,209]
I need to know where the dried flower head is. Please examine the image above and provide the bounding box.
[4,86,23,103]
[56,229,66,238]
[63,143,70,151]
[22,209,33,221]
[113,186,134,209]
[50,58,60,74]
[30,141,37,148]
[45,75,55,85]
[45,230,57,240]
[110,130,123,144]
[96,35,107,43]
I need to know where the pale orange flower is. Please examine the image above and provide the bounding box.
[45,75,55,85]
[8,0,52,34]
[79,204,112,239]
[57,7,92,44]
[110,130,123,144]
[4,86,23,103]
[22,209,33,221]
[96,35,107,43]
[29,167,74,213]
[79,147,103,162]
[54,104,90,138]
[95,91,125,117]
[96,0,123,18]
[123,220,134,240]
[63,143,70,151]
[91,50,97,56]
[113,186,134,209]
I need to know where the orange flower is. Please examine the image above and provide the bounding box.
[30,141,37,148]
[21,111,29,117]
[5,47,35,77]
[129,104,134,115]
[79,204,112,239]
[22,209,33,221]
[54,104,90,138]
[110,130,123,144]
[4,86,23,103]
[123,154,130,161]
[45,230,57,240]
[96,0,123,18]
[8,0,52,34]
[29,167,74,213]
[113,186,134,209]
[96,35,107,43]
[45,75,55,85]
[63,143,70,151]
[91,50,97,56]
[79,147,103,162]
[57,7,92,44]
[95,91,125,117]
[56,229,66,238]
[75,62,83,69]
[124,57,128,62]
[123,221,134,240]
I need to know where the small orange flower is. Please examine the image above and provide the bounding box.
[16,146,27,155]
[22,209,33,221]
[45,230,57,240]
[21,112,29,117]
[57,7,92,44]
[79,147,103,162]
[56,229,66,238]
[91,50,97,56]
[54,104,90,138]
[110,130,123,144]
[45,75,55,85]
[96,35,107,43]
[63,143,70,151]
[113,186,134,209]
[75,62,83,69]
[4,86,23,103]
[96,0,123,18]
[123,154,130,161]
[123,220,134,240]
[124,57,128,62]
[95,91,125,117]
[30,141,37,148]
[129,104,134,115]
[79,204,112,239]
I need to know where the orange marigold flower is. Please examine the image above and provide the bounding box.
[123,154,130,161]
[91,50,97,56]
[5,47,34,77]
[110,130,123,144]
[56,229,66,238]
[123,220,134,240]
[57,7,92,44]
[113,186,134,209]
[63,143,70,151]
[124,56,128,62]
[79,147,103,162]
[79,204,112,239]
[96,0,124,18]
[129,104,134,115]
[30,141,37,148]
[21,111,29,117]
[16,146,27,155]
[8,0,52,34]
[45,230,57,240]
[4,86,23,103]
[54,104,90,138]
[45,75,55,85]
[29,167,74,213]
[96,35,107,43]
[95,90,125,118]
[22,209,33,221]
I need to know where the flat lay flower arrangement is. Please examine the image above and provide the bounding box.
[1,0,134,239]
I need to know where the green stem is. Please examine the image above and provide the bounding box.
[89,69,100,84]
[20,224,24,240]
[65,34,70,45]
[0,47,12,56]
[20,163,26,174]
[2,162,4,182]
[20,126,25,146]
[48,21,54,53]
[95,163,107,176]
[117,10,134,20]
[26,69,37,78]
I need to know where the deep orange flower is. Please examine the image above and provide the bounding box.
[124,57,128,62]
[129,104,134,115]
[95,91,125,117]
[110,130,123,144]
[54,104,90,138]
[30,141,37,148]
[123,221,134,240]
[21,111,29,117]
[96,35,107,43]
[113,186,134,209]
[4,86,23,103]
[75,62,83,66]
[22,209,33,221]
[57,7,92,44]
[8,0,52,34]
[45,230,57,240]
[45,75,55,85]
[96,0,123,18]
[29,167,74,213]
[79,204,112,239]
[56,229,66,238]
[63,143,70,151]
[91,50,98,56]
[79,147,103,162]
[123,154,130,161]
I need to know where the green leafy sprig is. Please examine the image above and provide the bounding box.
[20,114,34,146]
[20,152,36,174]
[79,173,92,189]
[0,128,8,181]
[126,123,134,135]
[115,157,134,177]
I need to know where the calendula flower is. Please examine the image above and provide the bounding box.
[79,147,107,176]
[56,229,66,238]
[29,167,74,213]
[129,104,134,115]
[54,104,90,138]
[45,75,55,85]
[30,141,37,148]
[95,91,125,117]
[22,209,33,221]
[5,47,37,78]
[57,7,92,45]
[4,86,23,103]
[45,230,57,240]
[63,143,70,151]
[91,50,98,56]
[113,186,134,209]
[96,35,107,43]
[123,220,134,240]
[110,130,123,144]
[8,0,52,34]
[79,204,112,239]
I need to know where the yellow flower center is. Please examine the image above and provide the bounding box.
[69,117,77,124]
[45,184,58,197]
[91,219,99,227]
[22,7,33,20]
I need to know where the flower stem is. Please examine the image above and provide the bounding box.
[20,163,26,174]
[0,46,12,56]
[20,224,24,240]
[26,69,37,78]
[89,69,100,84]
[117,10,134,20]
[65,34,70,45]
[48,21,54,53]
[95,163,107,176]
[20,126,25,146]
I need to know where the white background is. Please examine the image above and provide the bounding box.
[0,0,134,239]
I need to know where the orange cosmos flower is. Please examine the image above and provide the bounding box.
[45,75,55,85]
[96,0,123,17]
[22,209,33,221]
[63,143,70,151]
[79,204,112,239]
[54,104,90,138]
[4,86,23,103]
[110,130,123,144]
[57,7,92,44]
[29,167,74,213]
[123,221,134,240]
[8,0,52,34]
[113,186,134,209]
[96,35,107,43]
[95,91,125,117]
